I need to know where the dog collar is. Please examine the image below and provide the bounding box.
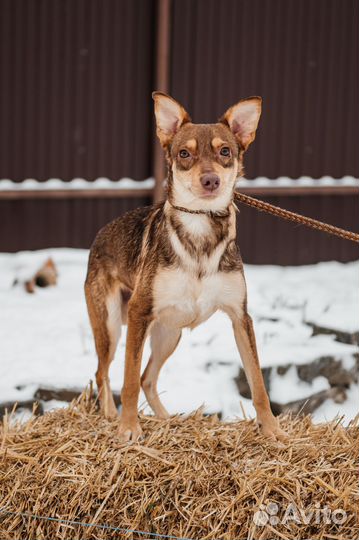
[169,202,232,219]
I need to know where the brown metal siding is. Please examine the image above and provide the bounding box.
[236,194,359,265]
[0,1,357,264]
[170,0,359,179]
[0,196,152,252]
[1,0,357,183]
[0,194,357,264]
[0,0,155,182]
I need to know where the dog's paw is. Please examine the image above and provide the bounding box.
[118,418,143,443]
[102,403,119,420]
[260,420,288,445]
[104,409,118,421]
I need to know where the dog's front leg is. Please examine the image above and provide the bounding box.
[119,300,151,442]
[231,313,287,443]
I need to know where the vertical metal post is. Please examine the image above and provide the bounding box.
[153,0,171,202]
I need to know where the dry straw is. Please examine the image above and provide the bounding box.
[0,390,358,539]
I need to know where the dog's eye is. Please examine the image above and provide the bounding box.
[220,147,231,157]
[179,149,190,159]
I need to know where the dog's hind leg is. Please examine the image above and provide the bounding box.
[85,277,121,419]
[141,322,181,419]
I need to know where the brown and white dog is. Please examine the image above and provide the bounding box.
[85,92,287,443]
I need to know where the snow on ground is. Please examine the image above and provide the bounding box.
[0,249,358,423]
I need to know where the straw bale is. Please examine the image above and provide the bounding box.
[0,391,358,539]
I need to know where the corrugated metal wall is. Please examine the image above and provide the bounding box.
[0,0,357,182]
[1,193,357,264]
[0,0,155,182]
[236,194,358,265]
[170,0,359,179]
[0,0,357,263]
[0,195,152,252]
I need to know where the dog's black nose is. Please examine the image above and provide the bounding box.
[200,173,220,191]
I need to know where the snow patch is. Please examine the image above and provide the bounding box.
[0,249,358,423]
[0,177,155,191]
[0,176,358,191]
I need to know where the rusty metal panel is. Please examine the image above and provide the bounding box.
[0,0,155,182]
[170,0,359,179]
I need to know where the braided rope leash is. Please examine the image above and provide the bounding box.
[234,192,359,244]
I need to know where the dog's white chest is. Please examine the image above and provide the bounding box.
[153,268,246,329]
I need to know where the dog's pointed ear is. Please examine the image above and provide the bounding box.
[152,92,191,148]
[220,97,262,151]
